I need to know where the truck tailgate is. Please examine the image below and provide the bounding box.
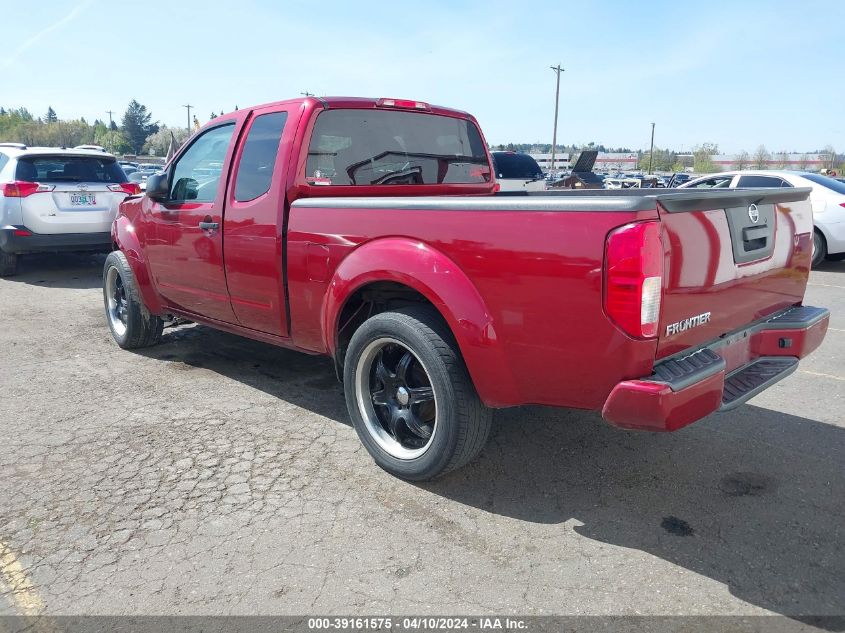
[655,188,814,359]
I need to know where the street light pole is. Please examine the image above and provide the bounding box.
[648,122,655,175]
[183,104,193,132]
[550,64,564,172]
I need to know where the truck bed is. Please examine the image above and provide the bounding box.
[288,187,815,412]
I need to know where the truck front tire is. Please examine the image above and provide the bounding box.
[103,251,163,349]
[343,306,492,481]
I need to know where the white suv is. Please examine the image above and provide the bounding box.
[0,144,139,276]
[679,170,845,267]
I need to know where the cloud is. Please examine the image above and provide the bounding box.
[0,0,95,70]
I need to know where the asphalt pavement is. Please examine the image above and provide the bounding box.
[0,252,843,623]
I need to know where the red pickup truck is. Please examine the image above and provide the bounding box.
[103,96,829,480]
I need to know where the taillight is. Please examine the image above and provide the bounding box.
[108,183,141,195]
[376,98,430,111]
[0,181,54,197]
[604,221,664,339]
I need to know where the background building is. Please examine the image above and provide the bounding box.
[529,152,639,172]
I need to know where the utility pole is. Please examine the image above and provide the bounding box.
[183,104,193,131]
[300,91,314,97]
[550,64,564,172]
[106,110,114,127]
[648,122,655,175]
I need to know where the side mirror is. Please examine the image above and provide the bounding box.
[146,173,170,202]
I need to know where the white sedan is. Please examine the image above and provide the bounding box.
[680,170,845,267]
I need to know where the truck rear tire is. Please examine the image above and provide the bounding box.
[103,251,163,349]
[0,248,18,277]
[343,306,492,481]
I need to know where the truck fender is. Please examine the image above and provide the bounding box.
[322,237,520,408]
[112,215,164,315]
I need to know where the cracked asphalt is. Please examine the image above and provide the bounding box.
[0,252,843,619]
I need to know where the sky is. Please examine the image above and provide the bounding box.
[1,0,843,153]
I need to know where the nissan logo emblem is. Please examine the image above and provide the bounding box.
[748,203,760,223]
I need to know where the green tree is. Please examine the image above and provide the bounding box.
[753,145,770,169]
[142,126,190,156]
[94,128,131,154]
[823,145,836,170]
[638,147,675,173]
[45,106,57,123]
[121,100,158,154]
[693,143,720,174]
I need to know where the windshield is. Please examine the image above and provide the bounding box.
[306,109,490,185]
[16,155,126,183]
[802,173,845,195]
[491,153,543,179]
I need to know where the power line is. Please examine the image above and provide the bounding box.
[648,122,656,174]
[550,64,564,172]
[183,104,193,131]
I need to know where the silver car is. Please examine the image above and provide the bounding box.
[0,144,139,276]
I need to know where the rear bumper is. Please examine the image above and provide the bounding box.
[0,227,112,254]
[601,306,829,432]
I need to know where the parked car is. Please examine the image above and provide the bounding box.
[137,164,165,173]
[127,171,149,191]
[667,173,692,187]
[490,151,546,192]
[0,145,141,276]
[102,96,828,481]
[679,170,845,267]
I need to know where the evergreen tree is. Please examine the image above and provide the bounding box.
[121,100,158,154]
[45,106,57,123]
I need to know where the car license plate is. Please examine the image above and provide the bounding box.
[70,193,96,206]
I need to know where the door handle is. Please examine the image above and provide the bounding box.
[198,221,219,230]
[742,225,769,241]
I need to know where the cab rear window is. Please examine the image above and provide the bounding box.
[16,156,125,183]
[306,109,490,186]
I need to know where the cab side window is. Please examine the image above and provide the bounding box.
[169,124,235,202]
[233,112,288,202]
[737,175,791,188]
[689,175,734,188]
